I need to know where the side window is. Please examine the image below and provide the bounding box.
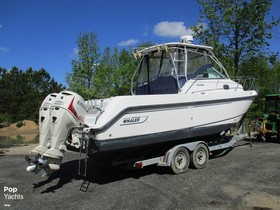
[208,68,223,78]
[194,65,225,79]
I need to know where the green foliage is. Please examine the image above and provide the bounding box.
[0,67,65,123]
[239,54,280,117]
[193,0,279,75]
[16,121,24,128]
[67,32,138,99]
[66,32,100,100]
[0,114,12,124]
[92,48,137,98]
[0,114,11,128]
[270,60,280,93]
[241,54,280,93]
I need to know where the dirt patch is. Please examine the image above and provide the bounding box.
[222,185,280,209]
[0,120,39,135]
[0,120,39,144]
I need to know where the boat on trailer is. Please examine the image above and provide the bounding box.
[26,36,257,175]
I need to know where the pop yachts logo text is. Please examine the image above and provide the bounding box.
[121,116,148,125]
[3,186,24,200]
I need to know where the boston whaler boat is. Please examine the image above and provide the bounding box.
[26,36,257,175]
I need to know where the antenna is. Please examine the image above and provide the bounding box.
[180,35,193,44]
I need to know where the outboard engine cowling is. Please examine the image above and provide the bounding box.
[43,91,86,170]
[27,91,86,175]
[31,93,58,155]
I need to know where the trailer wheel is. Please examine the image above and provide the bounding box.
[170,147,190,174]
[190,144,209,169]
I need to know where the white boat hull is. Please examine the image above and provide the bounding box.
[85,90,256,152]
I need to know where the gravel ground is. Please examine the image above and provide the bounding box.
[0,140,280,210]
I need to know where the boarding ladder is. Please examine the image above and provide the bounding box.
[78,136,91,192]
[78,134,89,177]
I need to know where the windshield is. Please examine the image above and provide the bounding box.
[132,45,228,95]
[187,49,226,79]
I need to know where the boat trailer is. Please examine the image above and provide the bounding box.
[77,124,252,177]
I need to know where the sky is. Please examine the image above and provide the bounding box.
[0,0,279,86]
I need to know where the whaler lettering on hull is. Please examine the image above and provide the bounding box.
[121,116,148,126]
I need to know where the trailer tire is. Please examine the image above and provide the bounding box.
[170,147,190,174]
[190,144,209,169]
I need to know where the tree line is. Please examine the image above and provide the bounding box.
[66,32,138,100]
[0,67,65,125]
[0,41,138,125]
[0,0,279,125]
